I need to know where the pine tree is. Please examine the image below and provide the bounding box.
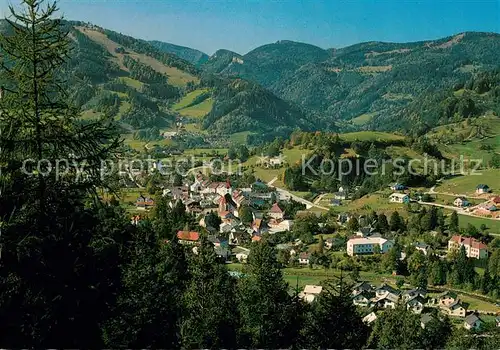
[181,238,240,348]
[317,235,324,254]
[103,225,188,348]
[300,276,368,348]
[0,1,121,347]
[0,0,119,206]
[390,211,403,232]
[347,216,359,232]
[368,305,424,349]
[376,213,389,232]
[238,241,301,348]
[449,211,459,232]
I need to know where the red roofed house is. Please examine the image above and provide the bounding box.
[177,231,200,245]
[491,196,500,205]
[252,235,262,242]
[269,202,284,220]
[448,235,488,259]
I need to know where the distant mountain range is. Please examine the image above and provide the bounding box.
[149,40,208,66]
[2,17,499,142]
[198,32,500,133]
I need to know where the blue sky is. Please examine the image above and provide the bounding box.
[1,0,498,55]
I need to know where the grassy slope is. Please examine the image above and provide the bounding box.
[177,98,213,118]
[173,89,209,109]
[350,113,375,126]
[436,169,499,196]
[432,115,500,165]
[76,27,198,87]
[340,131,405,142]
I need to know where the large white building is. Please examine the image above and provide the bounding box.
[448,235,488,259]
[389,193,410,204]
[347,237,394,256]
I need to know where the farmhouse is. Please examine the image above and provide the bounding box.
[464,314,483,330]
[406,295,426,314]
[438,291,458,307]
[443,300,467,317]
[475,184,490,194]
[448,235,488,259]
[390,183,406,191]
[299,285,323,303]
[352,291,374,307]
[414,242,430,255]
[347,236,394,256]
[333,191,348,200]
[389,193,410,204]
[298,252,311,264]
[136,195,155,210]
[177,231,200,245]
[269,202,284,220]
[454,197,470,207]
[373,292,399,309]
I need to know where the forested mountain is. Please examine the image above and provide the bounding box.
[4,16,498,140]
[200,75,313,142]
[2,20,309,140]
[150,40,209,66]
[204,32,500,134]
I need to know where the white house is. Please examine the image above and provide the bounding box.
[389,193,410,204]
[352,291,374,307]
[299,285,323,303]
[414,242,430,256]
[298,252,311,264]
[475,184,490,195]
[464,314,482,330]
[454,197,470,208]
[347,237,394,256]
[374,292,399,309]
[406,295,426,314]
[363,312,378,325]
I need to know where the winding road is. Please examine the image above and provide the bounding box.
[267,177,329,211]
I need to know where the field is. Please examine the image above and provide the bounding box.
[326,192,406,216]
[340,131,405,142]
[119,77,144,90]
[452,213,500,234]
[350,113,374,126]
[227,263,395,289]
[435,169,499,196]
[173,89,210,110]
[122,134,149,151]
[431,115,500,165]
[229,131,253,144]
[183,123,206,133]
[176,98,213,118]
[80,109,101,120]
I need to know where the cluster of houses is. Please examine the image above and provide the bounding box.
[159,174,295,240]
[299,281,492,330]
[352,283,487,330]
[454,190,499,219]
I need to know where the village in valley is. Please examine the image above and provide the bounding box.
[123,149,500,333]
